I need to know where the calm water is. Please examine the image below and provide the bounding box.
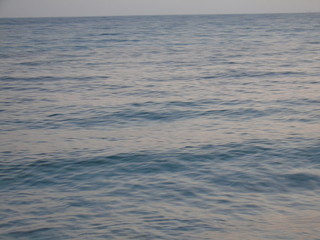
[0,13,320,239]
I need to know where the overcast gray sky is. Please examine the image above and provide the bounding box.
[0,0,319,18]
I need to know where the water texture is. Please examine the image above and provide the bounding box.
[0,13,320,239]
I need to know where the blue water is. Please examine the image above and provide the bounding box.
[0,13,320,239]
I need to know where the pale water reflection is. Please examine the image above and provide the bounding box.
[0,13,319,239]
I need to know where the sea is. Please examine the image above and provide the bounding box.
[0,13,319,239]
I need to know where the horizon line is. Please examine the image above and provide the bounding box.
[0,11,319,19]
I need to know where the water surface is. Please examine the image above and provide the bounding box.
[0,13,320,239]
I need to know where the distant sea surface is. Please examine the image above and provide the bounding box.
[0,13,319,239]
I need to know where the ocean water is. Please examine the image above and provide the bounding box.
[0,13,319,239]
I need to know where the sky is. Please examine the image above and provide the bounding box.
[0,0,320,18]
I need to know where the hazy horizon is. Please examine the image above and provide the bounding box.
[1,11,319,20]
[1,0,319,18]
